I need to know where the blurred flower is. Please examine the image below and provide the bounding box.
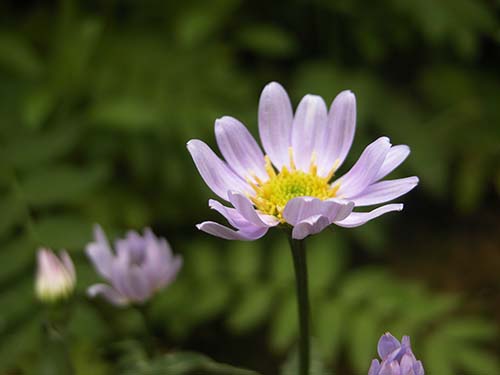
[188,82,418,240]
[86,225,182,306]
[35,248,76,303]
[368,333,425,375]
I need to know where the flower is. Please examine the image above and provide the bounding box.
[187,82,418,240]
[35,248,76,303]
[368,333,425,375]
[86,225,182,306]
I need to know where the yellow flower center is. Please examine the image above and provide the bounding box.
[248,148,340,221]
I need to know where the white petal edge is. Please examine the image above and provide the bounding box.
[334,203,404,228]
[87,284,128,306]
[351,176,419,206]
[283,196,354,225]
[197,221,269,241]
[374,144,411,182]
[292,215,330,240]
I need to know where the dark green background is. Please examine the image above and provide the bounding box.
[0,0,499,374]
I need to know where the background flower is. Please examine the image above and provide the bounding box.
[86,225,182,306]
[35,248,75,303]
[369,333,424,375]
[188,82,418,240]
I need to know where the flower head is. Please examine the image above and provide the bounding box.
[188,82,418,240]
[35,248,76,303]
[369,333,425,375]
[86,225,182,306]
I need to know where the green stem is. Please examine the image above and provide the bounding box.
[288,236,310,375]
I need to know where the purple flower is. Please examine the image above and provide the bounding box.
[187,82,418,240]
[369,333,425,375]
[35,248,76,303]
[86,225,182,306]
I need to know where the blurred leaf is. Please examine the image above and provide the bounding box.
[227,283,274,333]
[0,236,35,285]
[269,238,294,289]
[455,155,488,213]
[23,87,57,129]
[314,297,346,362]
[423,332,454,375]
[454,346,500,375]
[281,342,328,375]
[236,25,297,58]
[21,163,108,207]
[270,292,297,352]
[307,233,346,298]
[1,127,79,170]
[175,0,239,47]
[89,98,163,131]
[0,32,42,77]
[226,241,262,285]
[0,317,40,372]
[124,351,262,375]
[35,214,92,249]
[0,194,24,237]
[348,309,381,374]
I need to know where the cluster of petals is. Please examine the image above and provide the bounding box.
[369,333,425,375]
[187,82,418,240]
[35,248,76,303]
[86,225,182,306]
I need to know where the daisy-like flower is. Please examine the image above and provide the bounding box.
[369,333,425,375]
[188,82,418,240]
[35,248,76,303]
[86,225,182,306]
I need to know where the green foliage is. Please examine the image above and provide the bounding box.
[119,342,262,375]
[0,0,498,373]
[148,232,499,375]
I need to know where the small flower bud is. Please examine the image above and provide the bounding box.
[368,333,424,375]
[35,248,76,303]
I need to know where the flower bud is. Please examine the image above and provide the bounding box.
[35,248,76,303]
[368,333,424,375]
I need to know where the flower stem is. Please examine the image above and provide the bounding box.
[288,236,310,375]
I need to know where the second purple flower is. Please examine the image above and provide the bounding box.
[86,225,182,306]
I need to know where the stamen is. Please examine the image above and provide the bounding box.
[288,147,296,171]
[309,151,318,176]
[325,159,340,182]
[265,155,276,178]
[250,154,341,220]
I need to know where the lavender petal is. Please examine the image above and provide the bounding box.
[187,139,251,200]
[318,90,356,176]
[335,203,404,228]
[215,116,267,181]
[351,176,419,206]
[258,82,293,169]
[87,284,128,306]
[196,221,268,240]
[228,191,279,228]
[291,94,328,172]
[378,332,401,359]
[335,137,391,198]
[283,196,354,225]
[292,214,330,240]
[374,144,411,181]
